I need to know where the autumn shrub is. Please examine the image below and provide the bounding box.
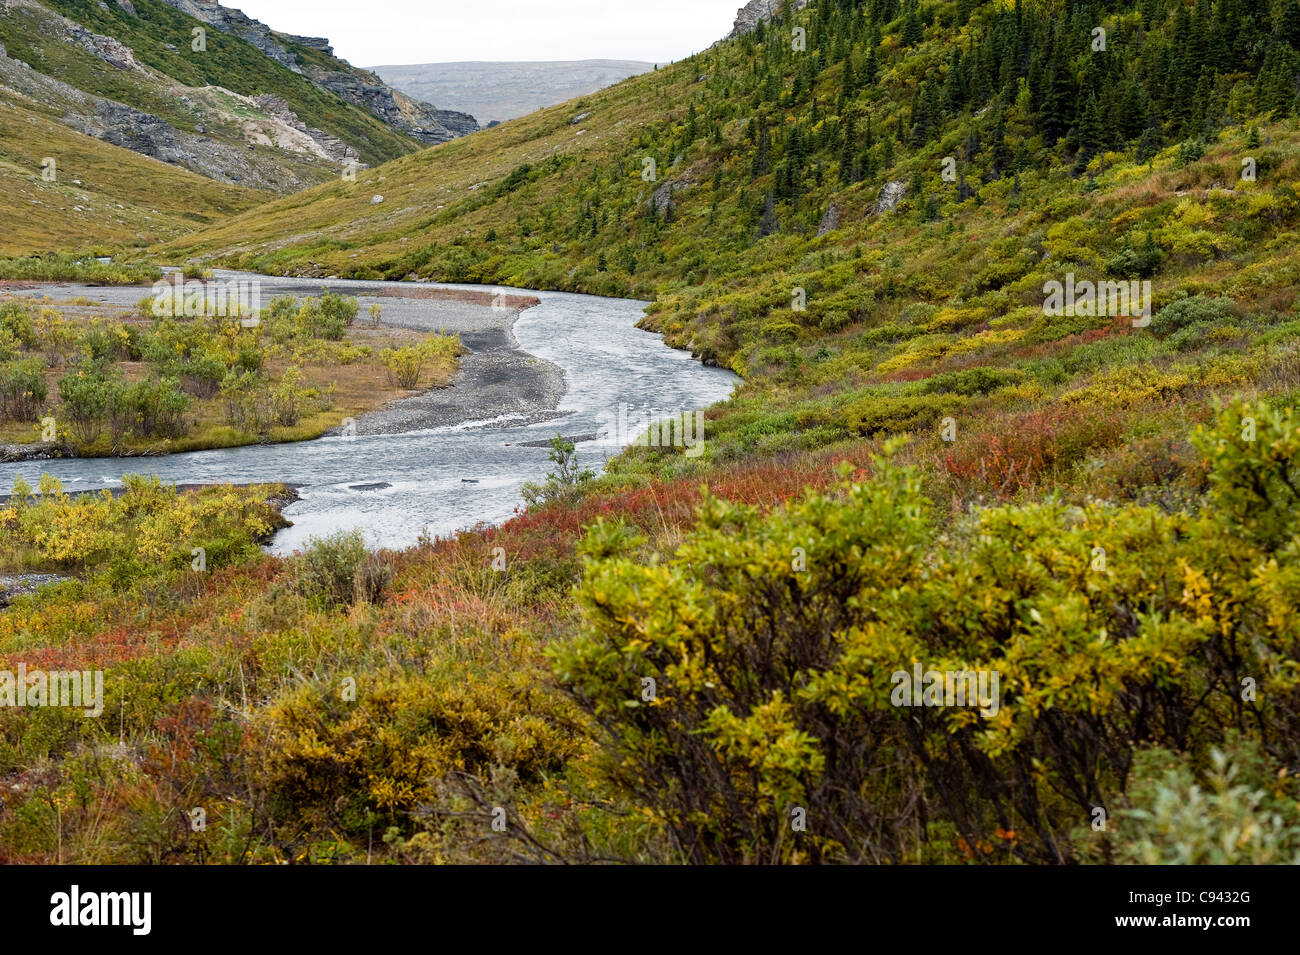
[381,335,461,389]
[936,403,1128,499]
[1,475,280,575]
[0,358,47,421]
[0,301,35,347]
[840,391,957,436]
[381,344,424,388]
[254,667,583,835]
[555,401,1300,864]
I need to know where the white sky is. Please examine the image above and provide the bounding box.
[230,0,745,66]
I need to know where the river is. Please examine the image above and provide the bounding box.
[5,277,739,553]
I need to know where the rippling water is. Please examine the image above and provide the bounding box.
[6,280,739,553]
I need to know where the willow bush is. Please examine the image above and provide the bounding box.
[555,401,1300,863]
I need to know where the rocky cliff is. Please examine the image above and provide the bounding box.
[728,0,811,39]
[302,65,478,145]
[159,0,477,143]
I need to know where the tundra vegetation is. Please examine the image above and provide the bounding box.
[3,0,1300,863]
[0,292,461,453]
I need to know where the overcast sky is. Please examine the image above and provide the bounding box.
[232,0,744,66]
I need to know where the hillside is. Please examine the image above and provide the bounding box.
[371,59,657,125]
[0,0,478,198]
[0,91,266,254]
[6,0,1300,867]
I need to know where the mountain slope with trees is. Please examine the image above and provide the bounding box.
[4,0,1300,865]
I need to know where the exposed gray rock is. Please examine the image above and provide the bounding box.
[161,0,478,143]
[729,0,811,40]
[817,203,840,235]
[67,22,148,73]
[651,177,692,215]
[302,64,477,144]
[872,180,908,214]
[252,94,355,162]
[160,0,303,71]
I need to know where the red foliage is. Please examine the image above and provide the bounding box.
[937,403,1128,499]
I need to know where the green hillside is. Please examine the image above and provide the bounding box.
[5,0,1300,865]
[3,0,418,167]
[168,0,1300,470]
[0,95,266,255]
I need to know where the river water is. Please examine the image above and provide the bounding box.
[6,279,738,553]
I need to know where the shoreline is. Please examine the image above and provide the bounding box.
[0,482,301,607]
[346,294,568,436]
[1,274,570,455]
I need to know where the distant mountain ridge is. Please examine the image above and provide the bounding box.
[370,59,655,125]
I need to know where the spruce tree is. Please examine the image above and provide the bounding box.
[902,10,924,46]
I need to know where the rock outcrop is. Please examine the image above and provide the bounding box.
[161,0,478,142]
[728,0,811,39]
[302,65,477,144]
[872,180,909,214]
[159,0,304,71]
[817,203,840,235]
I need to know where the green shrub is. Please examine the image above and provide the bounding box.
[0,255,161,285]
[909,366,1025,397]
[0,358,47,421]
[1104,232,1163,278]
[123,376,190,439]
[1093,737,1300,864]
[57,362,125,446]
[1152,295,1236,336]
[319,291,358,329]
[292,530,384,606]
[521,436,596,507]
[179,354,228,398]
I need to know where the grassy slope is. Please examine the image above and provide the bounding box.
[157,79,656,271]
[21,0,419,167]
[0,96,266,255]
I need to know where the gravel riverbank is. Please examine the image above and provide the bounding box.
[6,271,571,441]
[349,296,568,436]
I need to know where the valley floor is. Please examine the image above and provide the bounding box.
[0,273,563,456]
